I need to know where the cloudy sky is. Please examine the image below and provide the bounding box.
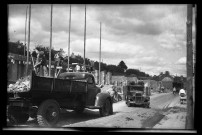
[8,4,196,77]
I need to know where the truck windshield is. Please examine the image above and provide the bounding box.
[130,86,144,91]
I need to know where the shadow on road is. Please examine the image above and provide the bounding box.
[57,109,100,126]
[6,108,106,127]
[6,107,119,128]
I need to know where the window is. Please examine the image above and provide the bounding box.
[88,77,94,84]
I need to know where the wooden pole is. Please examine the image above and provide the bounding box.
[83,5,86,70]
[186,4,194,129]
[26,4,31,76]
[193,4,196,121]
[24,6,28,56]
[49,4,53,77]
[68,4,71,72]
[99,22,101,85]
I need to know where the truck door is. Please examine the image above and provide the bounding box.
[86,76,99,106]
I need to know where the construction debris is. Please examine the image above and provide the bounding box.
[7,76,31,93]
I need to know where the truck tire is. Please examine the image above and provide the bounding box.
[37,99,60,127]
[109,100,113,115]
[99,98,111,117]
[127,101,131,107]
[7,106,29,124]
[143,102,150,108]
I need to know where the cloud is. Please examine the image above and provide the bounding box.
[8,4,190,77]
[176,57,186,65]
[96,7,164,36]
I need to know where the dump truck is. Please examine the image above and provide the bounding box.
[125,83,150,108]
[7,71,113,127]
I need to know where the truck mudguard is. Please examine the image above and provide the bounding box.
[94,93,112,107]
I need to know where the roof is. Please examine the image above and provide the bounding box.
[162,77,173,82]
[8,53,28,61]
[8,53,56,65]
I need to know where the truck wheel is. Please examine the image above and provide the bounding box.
[8,106,29,124]
[127,101,131,107]
[29,107,38,119]
[143,102,150,108]
[109,101,113,115]
[37,99,60,127]
[99,99,111,117]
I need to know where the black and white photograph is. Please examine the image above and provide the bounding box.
[4,4,196,132]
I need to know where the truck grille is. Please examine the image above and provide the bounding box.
[135,93,142,96]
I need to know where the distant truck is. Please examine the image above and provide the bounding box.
[7,71,113,126]
[125,83,150,108]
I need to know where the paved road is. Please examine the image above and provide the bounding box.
[6,92,181,129]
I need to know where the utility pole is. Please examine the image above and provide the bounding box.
[193,4,196,121]
[186,4,194,129]
[68,4,71,72]
[99,22,101,85]
[24,6,28,56]
[83,5,86,70]
[26,4,31,76]
[49,4,53,77]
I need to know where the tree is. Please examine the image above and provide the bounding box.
[125,69,139,76]
[118,60,127,71]
[34,45,57,60]
[165,71,170,76]
[94,61,108,71]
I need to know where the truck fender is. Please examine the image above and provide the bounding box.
[94,93,112,107]
[144,96,150,102]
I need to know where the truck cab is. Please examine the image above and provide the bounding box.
[57,72,101,106]
[125,84,150,108]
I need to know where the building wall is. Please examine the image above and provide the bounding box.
[105,72,112,85]
[101,71,106,85]
[162,81,173,90]
[7,61,33,85]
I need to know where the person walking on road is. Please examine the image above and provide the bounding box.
[179,88,186,104]
[173,87,176,95]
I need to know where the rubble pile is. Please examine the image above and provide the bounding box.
[7,76,31,93]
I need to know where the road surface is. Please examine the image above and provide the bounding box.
[5,91,186,130]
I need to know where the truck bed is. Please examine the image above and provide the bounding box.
[31,75,87,94]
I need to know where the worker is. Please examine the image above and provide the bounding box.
[54,50,64,77]
[32,49,48,77]
[76,64,80,72]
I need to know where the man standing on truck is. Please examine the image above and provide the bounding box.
[54,50,64,77]
[32,49,48,77]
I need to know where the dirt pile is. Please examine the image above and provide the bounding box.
[7,76,31,93]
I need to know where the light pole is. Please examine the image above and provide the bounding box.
[26,4,31,76]
[83,5,86,71]
[99,22,101,85]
